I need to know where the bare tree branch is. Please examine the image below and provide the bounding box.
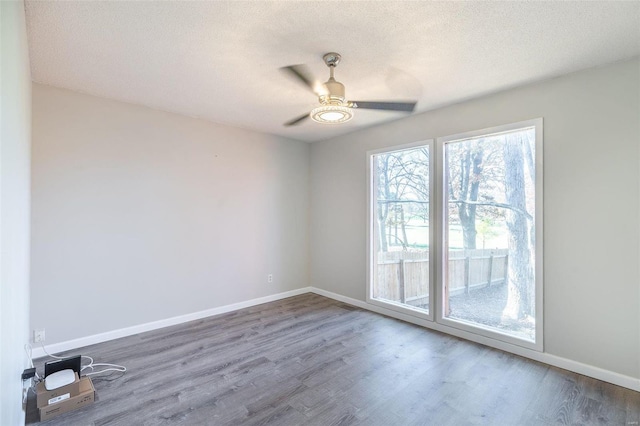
[448,199,533,221]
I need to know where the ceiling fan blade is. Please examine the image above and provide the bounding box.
[284,112,311,126]
[351,101,417,112]
[281,65,317,93]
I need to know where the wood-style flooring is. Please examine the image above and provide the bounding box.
[26,293,640,425]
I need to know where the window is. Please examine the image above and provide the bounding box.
[368,141,434,319]
[368,119,543,350]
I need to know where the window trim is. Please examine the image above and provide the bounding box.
[366,139,435,322]
[436,118,543,351]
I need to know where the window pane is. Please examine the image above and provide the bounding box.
[444,128,536,341]
[372,146,430,314]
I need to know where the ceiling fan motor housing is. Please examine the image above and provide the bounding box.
[320,78,346,105]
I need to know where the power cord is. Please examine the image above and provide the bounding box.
[22,344,40,403]
[24,344,41,382]
[27,342,127,377]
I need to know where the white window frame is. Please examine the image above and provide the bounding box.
[366,119,543,352]
[436,118,543,351]
[366,139,435,322]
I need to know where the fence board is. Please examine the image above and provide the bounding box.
[374,249,508,302]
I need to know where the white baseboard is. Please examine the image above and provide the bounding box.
[32,285,640,392]
[32,287,311,359]
[309,287,640,392]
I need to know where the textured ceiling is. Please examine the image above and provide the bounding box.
[25,1,640,143]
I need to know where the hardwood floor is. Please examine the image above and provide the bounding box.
[26,293,640,425]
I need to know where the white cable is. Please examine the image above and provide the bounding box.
[24,344,41,382]
[24,344,34,368]
[37,342,126,378]
[81,362,126,376]
[81,359,126,375]
[38,342,66,360]
[23,344,41,402]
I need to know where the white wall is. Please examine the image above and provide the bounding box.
[0,0,32,423]
[310,59,640,379]
[31,84,309,345]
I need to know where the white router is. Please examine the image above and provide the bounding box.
[44,369,76,390]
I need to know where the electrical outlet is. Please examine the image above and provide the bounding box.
[34,329,45,343]
[267,274,273,283]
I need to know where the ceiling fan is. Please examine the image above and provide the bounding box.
[282,52,417,126]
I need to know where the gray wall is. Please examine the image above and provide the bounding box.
[310,59,640,379]
[31,84,309,344]
[0,0,32,423]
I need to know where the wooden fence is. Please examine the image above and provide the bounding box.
[373,249,509,309]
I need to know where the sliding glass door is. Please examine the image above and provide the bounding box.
[368,120,542,350]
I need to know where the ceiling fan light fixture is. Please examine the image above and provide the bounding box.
[310,105,353,124]
[282,52,416,127]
